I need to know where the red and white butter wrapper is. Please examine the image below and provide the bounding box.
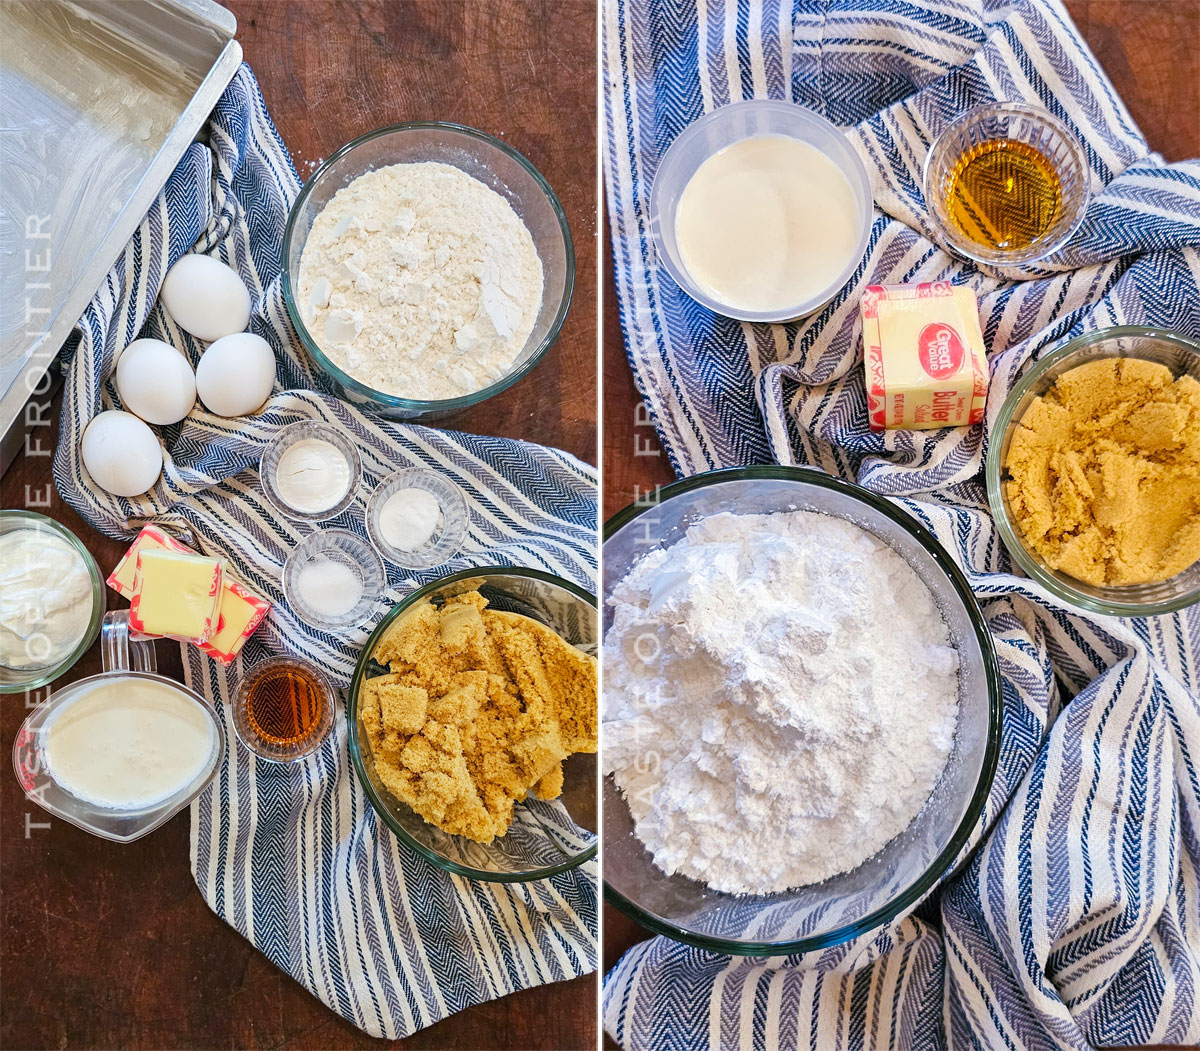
[861,282,988,431]
[198,579,273,666]
[106,524,192,599]
[129,549,224,644]
[110,526,272,656]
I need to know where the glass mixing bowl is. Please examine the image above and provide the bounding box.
[347,566,597,882]
[602,466,1002,955]
[281,122,574,420]
[0,511,106,694]
[986,326,1200,616]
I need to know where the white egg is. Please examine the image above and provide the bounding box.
[160,254,251,342]
[115,338,196,425]
[195,333,277,417]
[81,411,163,498]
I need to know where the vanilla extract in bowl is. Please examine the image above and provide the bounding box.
[233,656,335,762]
[944,138,1062,253]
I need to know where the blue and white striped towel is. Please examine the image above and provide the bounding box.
[53,66,597,1040]
[603,0,1200,1047]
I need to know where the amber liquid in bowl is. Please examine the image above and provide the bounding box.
[233,657,334,762]
[245,665,326,745]
[945,138,1061,252]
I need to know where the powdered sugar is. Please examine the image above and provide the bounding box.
[296,162,543,400]
[603,510,960,895]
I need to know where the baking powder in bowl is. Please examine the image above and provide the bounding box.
[273,438,352,514]
[604,510,960,895]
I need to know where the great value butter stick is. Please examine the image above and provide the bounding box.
[862,282,989,431]
[198,579,272,666]
[129,549,224,643]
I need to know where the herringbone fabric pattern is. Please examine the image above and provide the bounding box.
[603,1,1200,1048]
[53,66,598,1040]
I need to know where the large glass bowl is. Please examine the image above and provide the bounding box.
[986,326,1200,616]
[0,511,106,693]
[281,122,574,420]
[347,566,597,882]
[602,467,1002,955]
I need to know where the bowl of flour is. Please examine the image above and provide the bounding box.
[602,466,1001,955]
[282,122,573,419]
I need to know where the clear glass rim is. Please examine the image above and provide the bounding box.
[0,511,106,693]
[280,121,575,412]
[985,325,1200,616]
[650,99,874,323]
[922,101,1090,267]
[601,465,1003,955]
[346,565,598,882]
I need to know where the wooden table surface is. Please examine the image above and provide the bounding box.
[601,2,1200,1048]
[1,2,597,1049]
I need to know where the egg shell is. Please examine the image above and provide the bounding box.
[196,333,278,417]
[160,254,252,342]
[115,338,196,426]
[81,411,163,498]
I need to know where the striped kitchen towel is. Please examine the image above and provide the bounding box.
[604,0,1200,1048]
[53,65,597,1039]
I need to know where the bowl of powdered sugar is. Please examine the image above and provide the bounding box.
[282,122,573,420]
[602,466,1001,955]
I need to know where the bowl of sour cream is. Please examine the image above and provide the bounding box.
[12,611,225,842]
[0,511,106,693]
[650,100,873,322]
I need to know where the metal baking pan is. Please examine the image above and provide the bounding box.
[0,0,242,472]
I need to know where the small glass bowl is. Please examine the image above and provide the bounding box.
[347,566,598,882]
[280,122,574,420]
[650,99,873,323]
[0,511,106,693]
[231,655,336,763]
[603,467,1002,955]
[365,467,469,570]
[282,529,386,631]
[260,420,362,522]
[924,101,1089,266]
[986,326,1200,616]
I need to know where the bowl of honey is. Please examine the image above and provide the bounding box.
[923,101,1089,266]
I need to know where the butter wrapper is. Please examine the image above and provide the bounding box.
[129,549,224,644]
[198,579,273,666]
[861,282,988,431]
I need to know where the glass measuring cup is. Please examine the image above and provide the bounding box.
[11,610,225,843]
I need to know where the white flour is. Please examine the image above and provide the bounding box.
[604,510,960,895]
[297,162,543,400]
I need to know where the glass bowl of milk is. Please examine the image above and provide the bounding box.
[650,100,873,322]
[12,611,225,843]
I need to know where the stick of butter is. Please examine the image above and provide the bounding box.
[129,549,224,643]
[861,282,988,430]
[198,579,272,666]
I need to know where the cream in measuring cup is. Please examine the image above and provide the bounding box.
[674,134,861,315]
[43,676,215,809]
[13,610,224,839]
